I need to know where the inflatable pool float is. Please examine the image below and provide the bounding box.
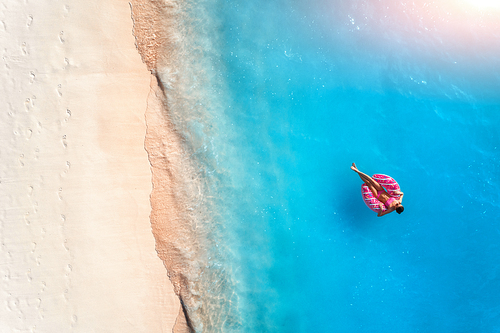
[361,174,401,212]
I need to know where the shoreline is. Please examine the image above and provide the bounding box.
[0,0,180,331]
[130,1,202,331]
[130,0,236,330]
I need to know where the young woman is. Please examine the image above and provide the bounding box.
[351,163,404,217]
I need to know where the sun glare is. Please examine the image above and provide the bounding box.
[465,0,500,9]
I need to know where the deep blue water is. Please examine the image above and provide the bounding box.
[167,0,500,331]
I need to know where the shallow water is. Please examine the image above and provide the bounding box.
[154,0,500,331]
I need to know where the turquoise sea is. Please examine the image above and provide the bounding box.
[158,0,500,331]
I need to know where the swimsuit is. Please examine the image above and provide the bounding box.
[384,197,396,208]
[376,191,396,208]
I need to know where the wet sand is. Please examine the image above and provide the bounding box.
[130,1,203,331]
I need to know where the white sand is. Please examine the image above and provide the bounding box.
[0,0,180,331]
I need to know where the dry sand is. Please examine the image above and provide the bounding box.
[0,0,180,331]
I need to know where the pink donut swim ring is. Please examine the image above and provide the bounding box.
[361,174,401,213]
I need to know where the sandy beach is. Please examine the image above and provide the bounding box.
[0,0,181,331]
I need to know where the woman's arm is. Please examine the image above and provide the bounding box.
[378,206,395,217]
[394,191,404,202]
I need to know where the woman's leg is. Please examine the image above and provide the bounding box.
[351,163,384,191]
[365,181,380,199]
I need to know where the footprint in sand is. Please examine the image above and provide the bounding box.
[24,97,34,111]
[61,135,67,148]
[6,296,20,312]
[64,5,70,17]
[60,161,71,177]
[24,211,30,225]
[26,15,33,28]
[59,31,65,43]
[21,42,28,55]
[61,108,71,125]
[26,268,32,282]
[36,120,42,133]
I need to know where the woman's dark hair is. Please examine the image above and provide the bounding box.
[396,206,404,214]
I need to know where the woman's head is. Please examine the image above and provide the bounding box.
[396,205,404,214]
